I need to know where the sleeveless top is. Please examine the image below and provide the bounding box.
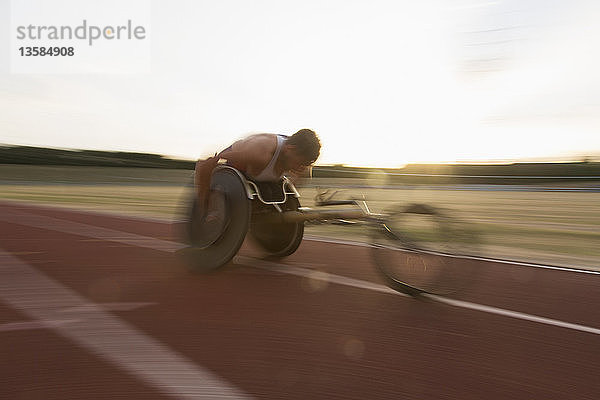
[251,135,287,182]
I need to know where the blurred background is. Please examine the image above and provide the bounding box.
[1,0,599,269]
[2,0,599,165]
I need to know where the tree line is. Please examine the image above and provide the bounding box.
[2,145,598,184]
[0,145,195,169]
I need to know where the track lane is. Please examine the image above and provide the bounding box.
[2,202,600,399]
[1,304,171,400]
[4,201,600,329]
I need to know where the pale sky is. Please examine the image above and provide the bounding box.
[1,0,599,167]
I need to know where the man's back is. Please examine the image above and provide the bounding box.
[194,129,320,215]
[220,133,282,180]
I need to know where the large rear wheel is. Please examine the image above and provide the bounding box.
[249,196,304,258]
[182,167,251,272]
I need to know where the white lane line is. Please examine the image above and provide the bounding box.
[0,319,81,332]
[0,250,251,399]
[2,303,156,331]
[424,294,600,336]
[0,199,175,224]
[4,201,598,274]
[4,210,600,337]
[2,303,156,332]
[303,235,600,275]
[60,302,157,313]
[0,210,185,253]
[237,256,600,336]
[235,256,405,296]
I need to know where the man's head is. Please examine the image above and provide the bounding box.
[281,128,321,171]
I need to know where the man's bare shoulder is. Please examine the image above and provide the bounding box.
[242,133,277,148]
[232,134,276,157]
[224,133,277,174]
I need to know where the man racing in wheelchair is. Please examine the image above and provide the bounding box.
[194,128,321,220]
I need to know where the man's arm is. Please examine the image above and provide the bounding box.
[195,137,257,203]
[216,147,250,172]
[194,135,272,207]
[194,154,219,210]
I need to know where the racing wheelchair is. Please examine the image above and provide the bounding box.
[181,165,481,296]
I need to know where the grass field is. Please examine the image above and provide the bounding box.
[1,165,598,270]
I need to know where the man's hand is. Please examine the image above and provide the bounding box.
[195,153,220,215]
[196,153,219,183]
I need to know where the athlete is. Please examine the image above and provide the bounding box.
[194,128,321,217]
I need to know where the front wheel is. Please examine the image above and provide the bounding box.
[371,203,481,296]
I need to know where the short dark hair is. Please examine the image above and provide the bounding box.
[286,128,321,164]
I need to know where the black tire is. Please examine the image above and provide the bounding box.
[371,203,481,296]
[182,167,251,272]
[249,196,304,258]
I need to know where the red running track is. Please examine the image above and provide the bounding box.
[1,201,600,399]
